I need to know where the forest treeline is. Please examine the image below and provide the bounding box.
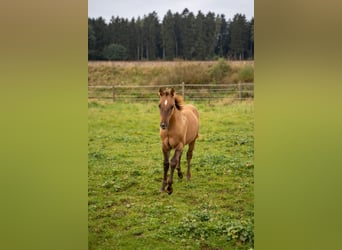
[88,8,254,61]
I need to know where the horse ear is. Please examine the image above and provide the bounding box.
[170,88,175,96]
[158,87,164,96]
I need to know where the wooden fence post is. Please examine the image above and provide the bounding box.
[182,82,185,99]
[208,84,211,104]
[238,82,242,101]
[112,85,115,102]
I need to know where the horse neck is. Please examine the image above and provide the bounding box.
[169,107,182,125]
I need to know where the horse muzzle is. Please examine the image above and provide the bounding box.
[160,122,167,130]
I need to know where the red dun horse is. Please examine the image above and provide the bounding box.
[158,87,199,195]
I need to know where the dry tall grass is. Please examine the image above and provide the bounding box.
[88,60,254,86]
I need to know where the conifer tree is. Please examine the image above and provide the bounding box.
[230,14,249,60]
[161,10,176,60]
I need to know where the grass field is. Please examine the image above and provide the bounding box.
[88,100,254,249]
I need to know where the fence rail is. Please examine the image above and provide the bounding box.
[88,83,254,102]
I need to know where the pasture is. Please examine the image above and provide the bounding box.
[88,100,254,249]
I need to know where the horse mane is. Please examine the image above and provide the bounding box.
[174,95,184,110]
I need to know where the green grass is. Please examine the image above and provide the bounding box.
[88,100,254,249]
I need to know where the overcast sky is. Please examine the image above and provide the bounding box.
[88,0,254,23]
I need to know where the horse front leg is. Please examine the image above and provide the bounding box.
[160,146,170,192]
[167,146,183,195]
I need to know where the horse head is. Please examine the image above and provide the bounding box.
[158,88,176,130]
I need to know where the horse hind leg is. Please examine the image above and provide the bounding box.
[186,141,196,181]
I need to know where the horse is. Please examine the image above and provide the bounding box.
[158,87,199,195]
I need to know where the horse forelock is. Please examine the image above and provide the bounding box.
[163,89,172,96]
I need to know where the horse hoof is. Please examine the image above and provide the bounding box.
[166,186,173,195]
[178,172,183,179]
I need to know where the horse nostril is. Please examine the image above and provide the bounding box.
[160,123,167,129]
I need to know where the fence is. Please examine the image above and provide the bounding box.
[88,82,254,102]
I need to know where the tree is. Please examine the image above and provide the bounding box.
[180,9,196,60]
[229,14,249,60]
[135,17,144,60]
[194,11,206,60]
[248,17,254,60]
[127,18,138,60]
[173,12,183,58]
[203,12,217,59]
[142,12,161,60]
[88,11,254,61]
[161,10,176,60]
[88,17,109,60]
[102,43,128,60]
[108,16,130,47]
[88,24,96,60]
[214,14,229,58]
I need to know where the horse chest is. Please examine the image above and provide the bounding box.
[167,137,178,148]
[160,132,183,149]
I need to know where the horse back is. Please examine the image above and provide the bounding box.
[183,104,199,119]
